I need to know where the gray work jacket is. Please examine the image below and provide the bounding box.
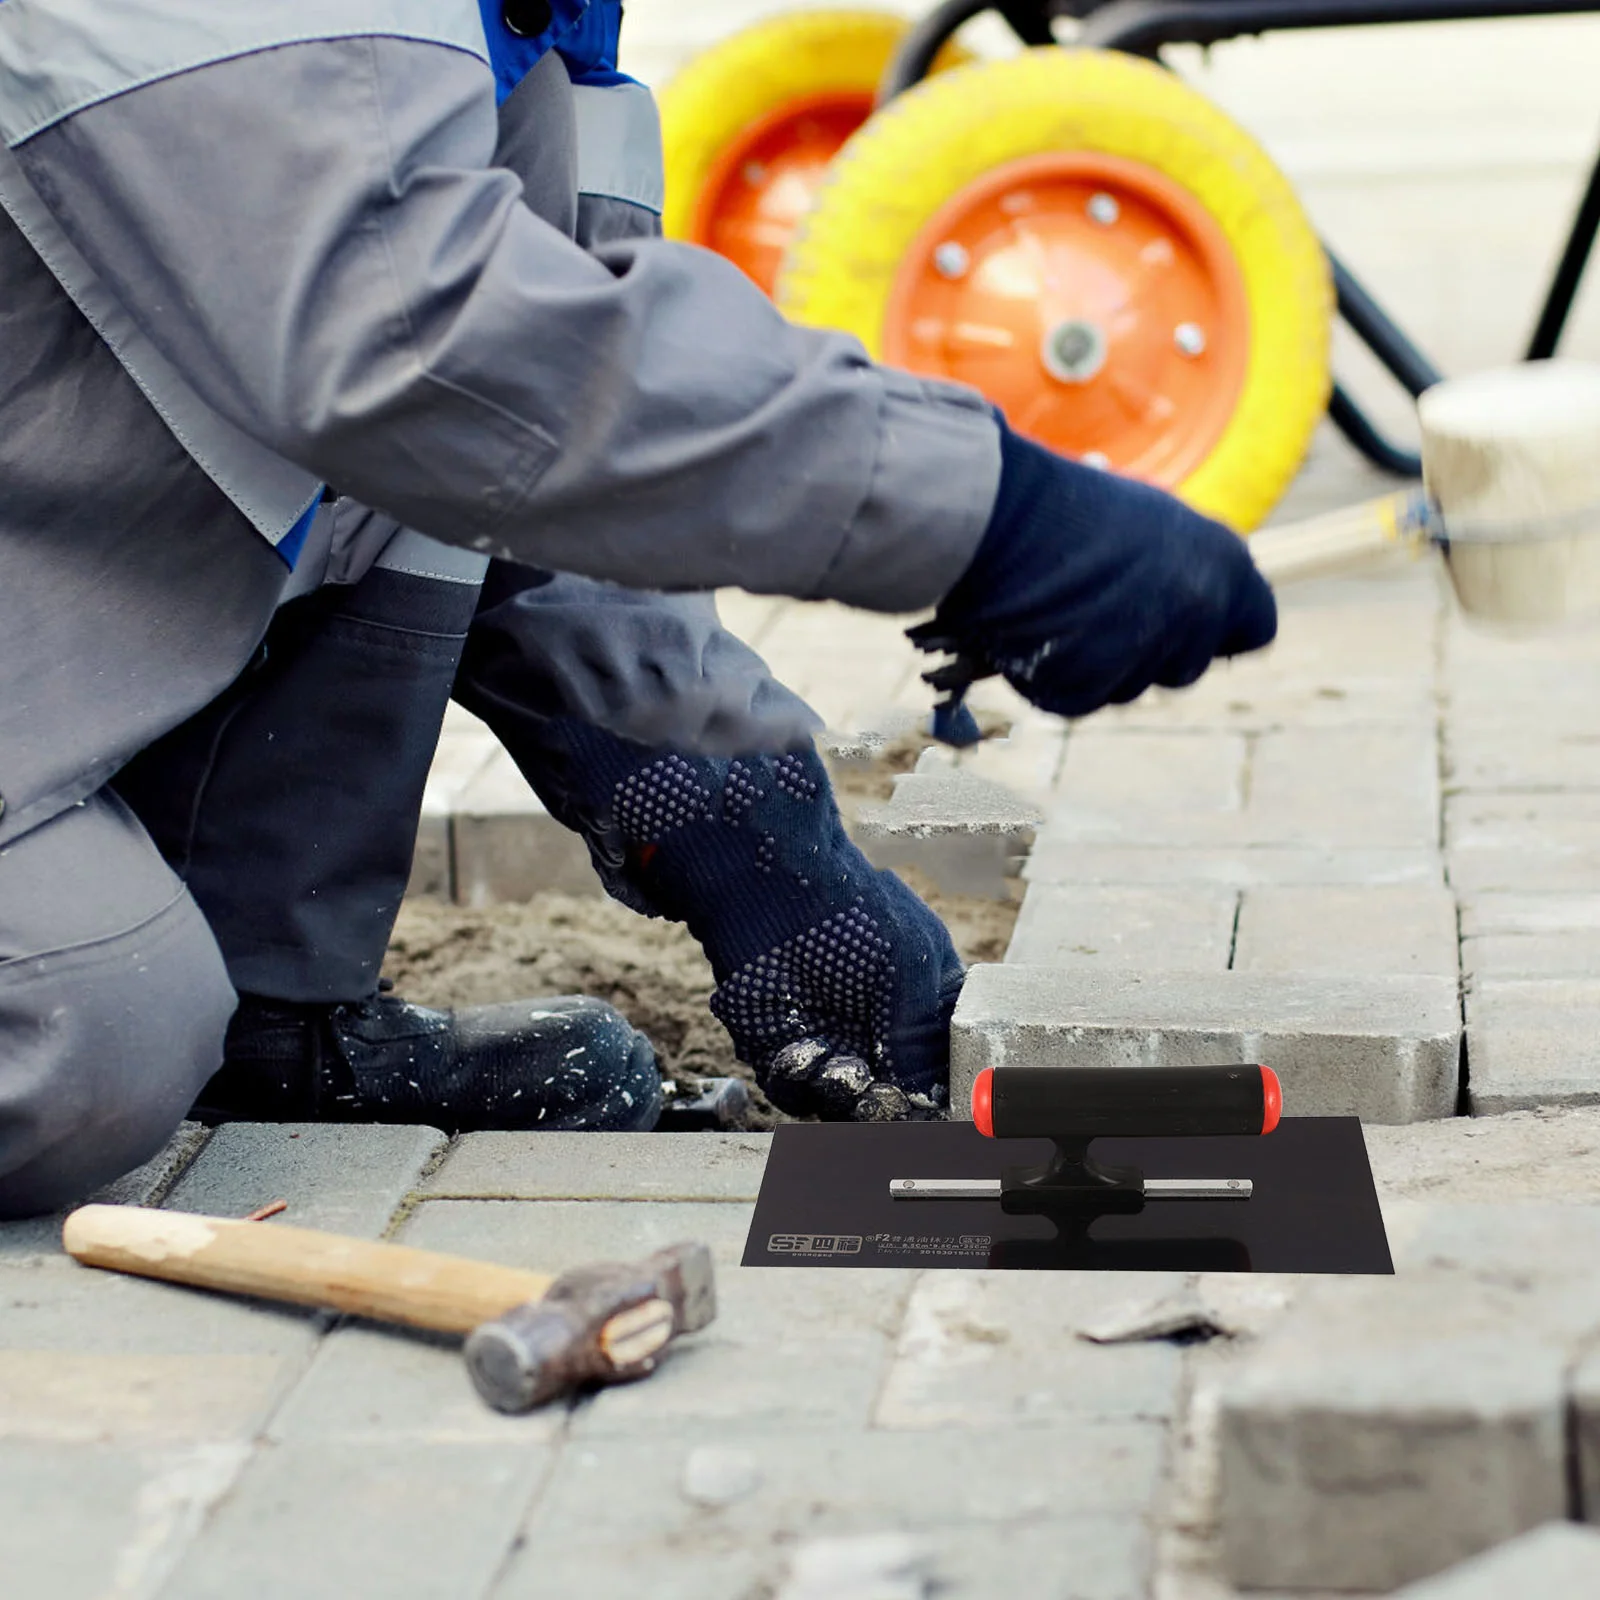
[0,0,999,845]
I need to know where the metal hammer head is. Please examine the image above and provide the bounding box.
[464,1241,716,1414]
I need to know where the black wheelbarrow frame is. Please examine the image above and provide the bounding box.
[880,0,1600,476]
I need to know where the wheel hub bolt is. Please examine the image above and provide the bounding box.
[1174,322,1207,357]
[933,241,970,280]
[1087,193,1120,226]
[1042,318,1108,384]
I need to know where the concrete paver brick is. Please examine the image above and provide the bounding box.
[1233,884,1460,976]
[1391,1524,1600,1599]
[1461,893,1600,977]
[950,964,1461,1122]
[1003,885,1238,970]
[401,1199,912,1433]
[873,1271,1186,1430]
[1572,1348,1600,1522]
[268,1321,566,1446]
[857,769,1040,899]
[0,1120,211,1262]
[451,747,602,903]
[1055,730,1248,815]
[0,1440,249,1600]
[422,1130,772,1200]
[163,1122,447,1238]
[1216,1273,1578,1591]
[1448,791,1600,852]
[159,1440,553,1600]
[1025,841,1444,887]
[493,1424,1164,1600]
[1445,725,1600,791]
[0,1261,317,1445]
[1466,979,1600,1113]
[952,717,1070,803]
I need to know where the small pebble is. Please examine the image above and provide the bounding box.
[680,1445,761,1508]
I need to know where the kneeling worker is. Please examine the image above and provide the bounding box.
[0,0,1276,1216]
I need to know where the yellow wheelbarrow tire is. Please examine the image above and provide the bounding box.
[659,10,970,297]
[778,49,1332,532]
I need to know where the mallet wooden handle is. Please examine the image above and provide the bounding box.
[1248,490,1430,586]
[62,1205,552,1335]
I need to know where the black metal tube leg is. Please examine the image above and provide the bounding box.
[1526,134,1600,361]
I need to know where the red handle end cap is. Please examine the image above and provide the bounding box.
[972,1068,995,1138]
[1260,1066,1283,1136]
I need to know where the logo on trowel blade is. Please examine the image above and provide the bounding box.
[767,1233,864,1256]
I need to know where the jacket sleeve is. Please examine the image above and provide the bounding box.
[15,34,1000,612]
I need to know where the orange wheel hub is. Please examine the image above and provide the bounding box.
[883,152,1251,484]
[692,93,875,296]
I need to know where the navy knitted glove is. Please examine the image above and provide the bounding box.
[520,724,963,1120]
[912,420,1277,717]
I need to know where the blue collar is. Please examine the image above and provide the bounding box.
[477,0,590,104]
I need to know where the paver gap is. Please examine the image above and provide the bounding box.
[1226,891,1243,971]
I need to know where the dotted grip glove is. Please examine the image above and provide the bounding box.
[911,418,1278,717]
[525,724,964,1120]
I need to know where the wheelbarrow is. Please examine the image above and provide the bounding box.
[659,3,1600,530]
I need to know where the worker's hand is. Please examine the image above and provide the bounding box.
[910,418,1277,717]
[512,730,963,1120]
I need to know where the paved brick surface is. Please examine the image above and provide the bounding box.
[951,964,1462,1122]
[1005,884,1239,970]
[1392,1524,1600,1599]
[1233,884,1460,977]
[164,1122,448,1237]
[1465,979,1600,1113]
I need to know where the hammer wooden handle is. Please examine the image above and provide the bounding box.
[1249,491,1428,586]
[62,1205,553,1335]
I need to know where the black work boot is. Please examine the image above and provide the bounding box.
[197,990,664,1133]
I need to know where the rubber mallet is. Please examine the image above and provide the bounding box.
[61,1205,715,1413]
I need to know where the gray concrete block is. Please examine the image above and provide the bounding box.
[1045,725,1438,849]
[1391,1524,1600,1599]
[1217,1274,1576,1591]
[1003,885,1237,971]
[873,1271,1185,1430]
[0,1439,248,1600]
[950,964,1462,1123]
[0,1258,317,1444]
[423,1131,771,1200]
[857,769,1040,900]
[1450,847,1600,893]
[1460,893,1600,977]
[1446,723,1600,790]
[163,1122,447,1238]
[1233,884,1460,976]
[269,1321,566,1446]
[0,1120,211,1262]
[1056,729,1248,814]
[1467,980,1600,1113]
[160,1440,551,1600]
[1572,1347,1600,1522]
[1025,841,1443,888]
[1449,791,1600,852]
[451,747,600,904]
[406,811,452,900]
[401,1198,911,1434]
[494,1424,1165,1600]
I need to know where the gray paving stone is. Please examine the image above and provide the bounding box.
[1390,1524,1600,1598]
[857,769,1040,899]
[1003,884,1237,971]
[1460,892,1600,977]
[1466,980,1600,1113]
[162,1122,447,1237]
[873,1271,1185,1430]
[1449,791,1600,852]
[1449,846,1600,893]
[1025,841,1443,887]
[1055,729,1248,814]
[1572,1347,1600,1522]
[493,1424,1165,1600]
[402,1196,911,1434]
[1047,725,1438,849]
[423,1130,771,1200]
[268,1321,566,1446]
[0,1259,318,1444]
[1233,884,1460,976]
[950,964,1462,1123]
[160,1440,552,1600]
[0,1120,211,1262]
[451,746,601,903]
[1216,1273,1580,1592]
[1461,892,1600,936]
[0,1439,249,1600]
[1445,724,1600,791]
